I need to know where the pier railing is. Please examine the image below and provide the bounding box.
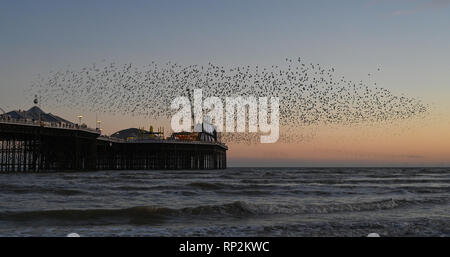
[97,135,228,149]
[0,116,100,134]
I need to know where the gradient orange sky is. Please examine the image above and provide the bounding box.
[228,114,450,166]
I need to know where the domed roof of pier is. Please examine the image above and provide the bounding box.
[3,106,74,124]
[111,128,148,140]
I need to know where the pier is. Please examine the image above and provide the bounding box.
[0,116,227,172]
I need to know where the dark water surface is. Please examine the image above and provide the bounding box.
[0,168,449,236]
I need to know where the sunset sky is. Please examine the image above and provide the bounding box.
[1,0,449,166]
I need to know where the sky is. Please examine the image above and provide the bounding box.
[1,0,449,166]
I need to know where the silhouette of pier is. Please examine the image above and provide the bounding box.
[0,117,227,172]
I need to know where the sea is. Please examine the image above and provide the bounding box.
[0,167,449,237]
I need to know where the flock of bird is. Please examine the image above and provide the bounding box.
[29,58,429,144]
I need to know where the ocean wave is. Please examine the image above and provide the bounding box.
[187,182,228,190]
[0,184,83,196]
[0,202,250,225]
[1,197,447,225]
[186,181,281,190]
